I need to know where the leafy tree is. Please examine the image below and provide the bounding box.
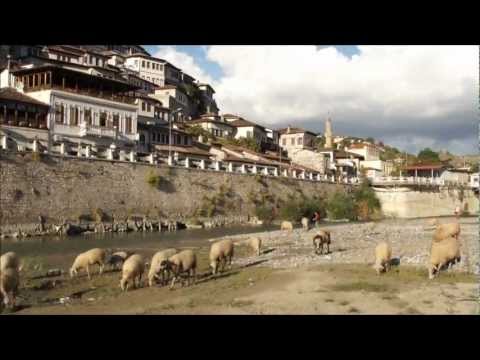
[365,137,375,144]
[326,192,356,220]
[352,179,381,221]
[417,147,440,163]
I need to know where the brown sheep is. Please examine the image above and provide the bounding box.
[373,242,392,275]
[148,249,178,287]
[313,230,331,255]
[428,236,461,279]
[1,267,19,309]
[70,248,106,279]
[106,251,131,271]
[120,254,145,291]
[280,221,294,231]
[161,250,197,290]
[432,222,461,243]
[209,239,234,275]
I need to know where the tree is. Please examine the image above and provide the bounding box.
[365,137,375,144]
[417,148,440,163]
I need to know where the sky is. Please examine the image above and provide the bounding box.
[144,45,478,155]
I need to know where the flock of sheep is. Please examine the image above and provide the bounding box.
[0,217,463,311]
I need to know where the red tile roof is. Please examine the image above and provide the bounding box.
[405,164,445,170]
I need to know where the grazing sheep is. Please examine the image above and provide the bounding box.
[0,252,22,272]
[70,248,106,280]
[106,251,131,271]
[280,221,294,231]
[301,217,310,230]
[246,237,262,256]
[313,230,331,255]
[161,250,197,290]
[1,267,19,309]
[209,240,234,275]
[428,236,461,280]
[433,222,461,243]
[373,242,392,275]
[120,254,145,291]
[148,248,178,287]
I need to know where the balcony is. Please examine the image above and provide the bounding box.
[79,123,117,138]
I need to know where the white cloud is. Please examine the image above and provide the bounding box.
[152,46,214,85]
[205,45,477,154]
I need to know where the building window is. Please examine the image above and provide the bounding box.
[142,60,145,68]
[55,104,64,124]
[140,134,145,144]
[70,106,79,126]
[147,62,150,69]
[134,60,138,67]
[247,131,253,138]
[291,138,295,145]
[282,138,286,146]
[147,103,151,112]
[184,136,188,145]
[113,114,119,129]
[297,137,303,145]
[159,64,163,71]
[125,116,132,133]
[142,101,146,111]
[84,109,92,125]
[99,112,107,127]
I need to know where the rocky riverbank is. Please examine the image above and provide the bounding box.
[0,214,265,240]
[218,216,479,275]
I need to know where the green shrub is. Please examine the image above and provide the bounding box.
[326,192,356,220]
[91,208,107,223]
[352,180,381,220]
[255,205,275,223]
[146,170,162,189]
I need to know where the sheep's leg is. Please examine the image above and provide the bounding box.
[191,269,196,286]
[86,265,91,280]
[99,263,104,275]
[170,275,177,290]
[327,243,330,254]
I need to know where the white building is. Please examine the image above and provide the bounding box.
[278,126,317,154]
[345,142,382,161]
[9,64,139,154]
[188,115,235,138]
[124,54,182,87]
[223,115,267,144]
[152,85,190,121]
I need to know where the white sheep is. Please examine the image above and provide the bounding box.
[432,222,461,243]
[428,236,461,279]
[148,248,178,287]
[1,267,19,309]
[280,221,294,231]
[70,248,106,279]
[313,230,331,255]
[120,254,145,291]
[209,240,234,275]
[301,217,310,230]
[0,252,22,272]
[246,237,262,256]
[161,250,197,290]
[373,242,392,275]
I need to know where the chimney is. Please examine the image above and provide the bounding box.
[287,125,291,134]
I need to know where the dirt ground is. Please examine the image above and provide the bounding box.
[8,258,479,315]
[3,217,479,315]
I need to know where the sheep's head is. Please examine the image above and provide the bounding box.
[160,260,172,271]
[373,263,383,275]
[210,260,218,275]
[69,267,76,278]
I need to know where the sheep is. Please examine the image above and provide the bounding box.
[428,236,461,280]
[280,221,294,231]
[432,222,461,243]
[160,250,197,290]
[209,240,234,275]
[69,248,106,280]
[313,230,331,255]
[301,217,310,230]
[106,251,131,271]
[373,242,392,275]
[148,248,178,287]
[0,267,19,309]
[120,254,145,291]
[0,252,22,272]
[246,237,262,256]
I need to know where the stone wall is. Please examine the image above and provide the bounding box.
[374,187,479,218]
[0,151,348,227]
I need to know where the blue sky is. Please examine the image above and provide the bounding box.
[142,45,476,155]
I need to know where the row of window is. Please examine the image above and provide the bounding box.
[149,132,190,146]
[140,74,163,85]
[54,103,133,133]
[138,60,164,71]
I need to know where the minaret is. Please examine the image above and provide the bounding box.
[325,115,333,149]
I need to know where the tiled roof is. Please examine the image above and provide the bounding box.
[229,118,265,130]
[405,164,445,170]
[278,127,317,136]
[0,87,49,107]
[153,144,211,157]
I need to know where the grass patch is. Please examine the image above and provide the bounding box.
[330,281,391,293]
